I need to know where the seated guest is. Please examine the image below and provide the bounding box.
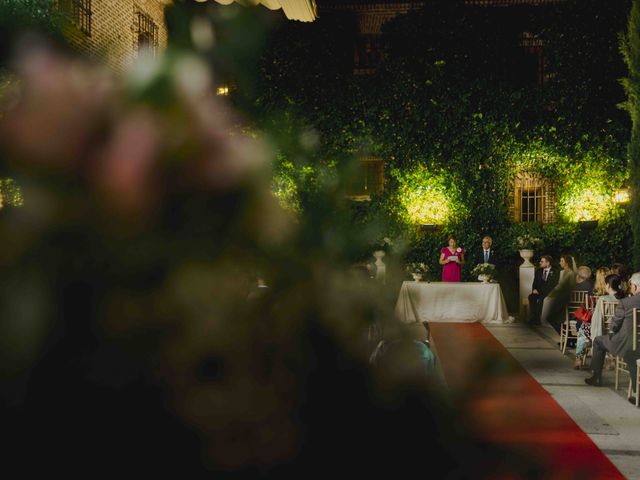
[528,255,559,326]
[575,266,594,294]
[546,255,576,296]
[590,273,627,341]
[370,322,436,378]
[593,267,611,297]
[612,263,631,296]
[574,274,625,369]
[541,255,576,330]
[410,322,436,374]
[473,235,497,266]
[558,254,576,285]
[585,272,640,398]
[576,266,612,330]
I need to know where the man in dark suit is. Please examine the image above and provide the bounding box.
[473,236,497,267]
[528,255,559,325]
[585,272,640,403]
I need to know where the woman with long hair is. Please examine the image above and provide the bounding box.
[559,255,576,284]
[611,263,631,296]
[574,274,625,368]
[541,255,576,328]
[592,267,611,297]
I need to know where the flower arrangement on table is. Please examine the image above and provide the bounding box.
[515,234,542,250]
[406,262,429,281]
[471,263,496,283]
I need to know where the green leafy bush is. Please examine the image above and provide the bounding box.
[254,1,633,274]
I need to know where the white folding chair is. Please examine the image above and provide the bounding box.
[635,358,640,408]
[582,299,618,367]
[631,309,639,406]
[602,301,619,334]
[615,356,629,391]
[560,290,588,354]
[615,308,639,398]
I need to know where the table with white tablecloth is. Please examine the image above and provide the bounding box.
[394,281,509,324]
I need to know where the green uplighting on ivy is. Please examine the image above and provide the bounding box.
[558,185,614,221]
[553,158,627,222]
[0,178,23,208]
[393,166,460,226]
[271,155,302,213]
[272,171,301,213]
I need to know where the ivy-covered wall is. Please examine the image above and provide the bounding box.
[621,0,640,271]
[247,0,633,287]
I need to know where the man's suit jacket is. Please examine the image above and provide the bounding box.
[531,267,560,297]
[474,248,497,266]
[575,279,594,295]
[599,294,640,357]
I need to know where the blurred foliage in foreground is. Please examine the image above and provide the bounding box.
[0,2,542,477]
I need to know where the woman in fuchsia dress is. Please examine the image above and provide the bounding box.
[439,235,465,282]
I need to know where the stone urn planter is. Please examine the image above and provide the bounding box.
[411,272,423,282]
[478,274,491,283]
[519,249,535,268]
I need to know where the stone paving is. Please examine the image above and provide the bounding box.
[486,323,640,479]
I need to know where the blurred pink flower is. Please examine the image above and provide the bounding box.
[92,109,161,216]
[0,47,113,170]
[173,76,269,191]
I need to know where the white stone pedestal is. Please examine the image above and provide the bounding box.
[373,250,386,285]
[519,262,535,322]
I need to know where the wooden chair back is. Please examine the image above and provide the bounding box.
[601,300,619,334]
[569,290,589,306]
[634,308,640,352]
[566,290,589,321]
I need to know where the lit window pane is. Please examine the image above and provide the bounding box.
[346,158,384,199]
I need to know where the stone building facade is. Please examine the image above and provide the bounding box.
[62,0,171,70]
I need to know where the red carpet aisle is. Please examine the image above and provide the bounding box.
[429,322,624,479]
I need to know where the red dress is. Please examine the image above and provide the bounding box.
[441,247,464,282]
